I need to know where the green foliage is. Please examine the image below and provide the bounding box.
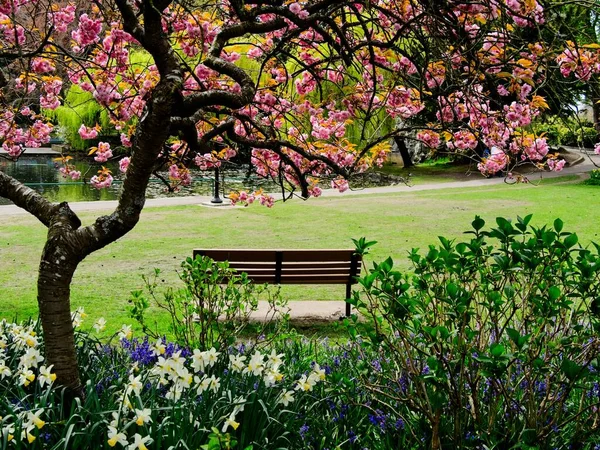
[129,256,288,351]
[584,169,600,186]
[352,216,600,448]
[43,85,112,151]
[532,118,598,148]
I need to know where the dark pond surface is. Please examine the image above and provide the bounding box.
[0,155,404,206]
[0,155,276,206]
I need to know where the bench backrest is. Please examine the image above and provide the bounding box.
[193,249,362,285]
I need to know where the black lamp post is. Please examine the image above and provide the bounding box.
[211,166,223,204]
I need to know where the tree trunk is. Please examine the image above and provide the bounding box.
[394,136,413,168]
[37,226,83,396]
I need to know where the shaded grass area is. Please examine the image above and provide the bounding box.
[2,178,600,334]
[377,156,479,184]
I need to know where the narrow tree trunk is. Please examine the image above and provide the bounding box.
[37,238,82,395]
[394,136,413,168]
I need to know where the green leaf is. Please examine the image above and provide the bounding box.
[548,286,561,302]
[490,343,505,357]
[554,218,564,233]
[564,233,579,248]
[561,358,587,381]
[446,282,458,298]
[472,216,485,231]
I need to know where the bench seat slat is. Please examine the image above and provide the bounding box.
[194,249,356,263]
[243,275,355,284]
[233,268,355,276]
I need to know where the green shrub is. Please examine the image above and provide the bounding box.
[129,255,288,351]
[584,169,600,186]
[533,119,598,147]
[350,216,600,449]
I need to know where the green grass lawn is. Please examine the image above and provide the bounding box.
[2,176,599,334]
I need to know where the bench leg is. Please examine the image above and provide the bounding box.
[345,283,352,317]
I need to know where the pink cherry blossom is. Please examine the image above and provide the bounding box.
[90,173,113,189]
[94,142,113,163]
[78,125,99,140]
[119,157,130,173]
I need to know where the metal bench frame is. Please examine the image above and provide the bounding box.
[193,249,362,316]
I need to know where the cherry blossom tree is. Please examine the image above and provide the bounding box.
[0,0,597,394]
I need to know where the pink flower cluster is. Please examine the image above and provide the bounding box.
[90,173,113,189]
[119,157,130,173]
[59,166,81,181]
[0,14,25,46]
[505,0,545,26]
[48,4,76,33]
[289,2,309,19]
[417,130,441,148]
[72,14,102,48]
[331,177,349,193]
[79,125,99,140]
[94,142,113,163]
[229,190,275,208]
[31,58,55,74]
[556,45,598,81]
[447,130,478,151]
[547,159,566,172]
[477,151,509,176]
[168,165,192,186]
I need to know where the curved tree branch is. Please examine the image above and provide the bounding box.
[0,171,58,228]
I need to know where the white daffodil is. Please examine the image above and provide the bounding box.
[21,425,36,444]
[207,375,220,393]
[295,374,316,392]
[151,338,165,356]
[204,348,220,367]
[311,363,326,382]
[71,307,87,328]
[191,349,206,373]
[18,368,35,387]
[127,374,143,396]
[243,351,264,376]
[165,385,183,401]
[195,375,210,395]
[38,365,57,388]
[221,414,240,433]
[169,351,185,372]
[0,361,11,379]
[229,354,246,373]
[279,390,295,406]
[107,426,128,447]
[93,318,107,333]
[128,433,152,450]
[134,408,152,426]
[174,366,193,389]
[1,423,15,442]
[267,349,284,369]
[19,347,44,369]
[25,410,45,430]
[118,325,133,340]
[264,368,284,387]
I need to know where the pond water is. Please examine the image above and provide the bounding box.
[0,155,275,206]
[0,155,403,206]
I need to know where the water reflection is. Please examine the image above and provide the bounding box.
[0,156,273,206]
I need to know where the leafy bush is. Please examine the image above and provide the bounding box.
[584,169,600,186]
[532,119,598,147]
[129,255,288,351]
[350,216,600,449]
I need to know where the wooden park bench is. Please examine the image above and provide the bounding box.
[193,249,362,317]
